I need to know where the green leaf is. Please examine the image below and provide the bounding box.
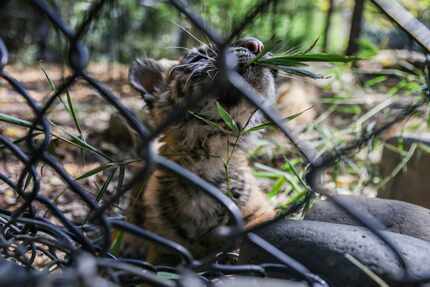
[281,158,302,171]
[253,163,306,197]
[188,111,231,134]
[267,176,286,198]
[276,189,308,214]
[260,59,309,67]
[303,37,320,54]
[110,229,124,256]
[66,90,83,137]
[253,171,281,179]
[40,65,69,116]
[357,38,379,58]
[244,106,313,134]
[95,168,116,202]
[0,112,112,161]
[216,101,239,133]
[75,163,117,180]
[0,112,34,128]
[277,66,325,79]
[256,53,359,66]
[68,133,113,161]
[41,64,83,138]
[337,105,362,114]
[365,76,386,87]
[282,156,309,190]
[243,122,273,134]
[40,64,56,91]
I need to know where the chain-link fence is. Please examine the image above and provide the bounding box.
[1,0,430,286]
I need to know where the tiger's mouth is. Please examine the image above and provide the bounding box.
[179,38,269,108]
[217,85,244,108]
[215,49,259,107]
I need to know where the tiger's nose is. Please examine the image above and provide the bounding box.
[235,37,264,55]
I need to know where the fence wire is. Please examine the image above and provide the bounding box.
[0,0,430,286]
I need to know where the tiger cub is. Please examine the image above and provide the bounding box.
[124,37,277,264]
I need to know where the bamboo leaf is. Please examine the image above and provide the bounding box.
[75,163,117,180]
[40,64,56,91]
[110,230,124,256]
[244,106,313,134]
[303,37,320,54]
[282,156,309,190]
[68,133,113,161]
[40,64,83,138]
[256,53,360,65]
[0,112,112,161]
[188,111,231,134]
[96,168,116,202]
[267,176,286,198]
[66,90,83,137]
[253,171,281,179]
[0,112,34,128]
[243,122,273,133]
[215,101,239,133]
[277,66,325,79]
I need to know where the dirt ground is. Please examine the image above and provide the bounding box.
[1,57,428,223]
[0,63,143,220]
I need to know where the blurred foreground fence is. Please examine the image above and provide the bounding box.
[0,0,430,286]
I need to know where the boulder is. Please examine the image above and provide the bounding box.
[239,219,430,287]
[213,276,307,287]
[305,195,430,242]
[379,135,430,208]
[0,258,34,287]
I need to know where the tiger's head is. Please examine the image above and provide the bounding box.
[129,37,277,146]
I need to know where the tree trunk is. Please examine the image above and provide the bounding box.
[322,0,335,52]
[346,0,366,55]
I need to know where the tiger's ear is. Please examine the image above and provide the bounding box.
[129,58,166,105]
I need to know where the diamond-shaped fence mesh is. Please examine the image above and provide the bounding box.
[0,0,429,286]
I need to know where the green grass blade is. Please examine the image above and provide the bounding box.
[75,163,117,180]
[40,64,56,91]
[40,64,83,137]
[110,230,124,256]
[40,64,71,115]
[95,168,116,202]
[66,90,83,136]
[303,37,320,54]
[68,133,113,161]
[0,111,111,161]
[0,112,34,128]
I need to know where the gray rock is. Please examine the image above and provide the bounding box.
[0,258,35,287]
[239,220,430,287]
[379,135,430,208]
[305,195,430,242]
[213,276,307,287]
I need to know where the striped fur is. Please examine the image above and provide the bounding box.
[124,38,277,264]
